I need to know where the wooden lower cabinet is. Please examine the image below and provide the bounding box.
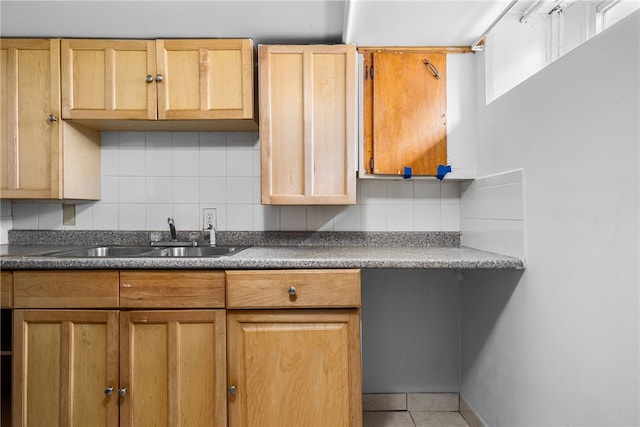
[13,309,226,427]
[119,310,226,427]
[227,310,362,427]
[11,269,362,427]
[13,310,119,427]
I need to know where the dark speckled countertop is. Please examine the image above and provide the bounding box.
[0,231,525,270]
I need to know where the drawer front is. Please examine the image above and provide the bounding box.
[14,270,119,308]
[226,269,360,309]
[120,270,225,308]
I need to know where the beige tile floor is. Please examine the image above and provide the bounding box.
[363,410,470,427]
[362,393,471,427]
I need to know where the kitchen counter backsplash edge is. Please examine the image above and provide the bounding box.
[8,230,461,248]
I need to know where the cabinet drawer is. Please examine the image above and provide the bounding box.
[120,270,225,308]
[226,269,360,308]
[13,270,119,308]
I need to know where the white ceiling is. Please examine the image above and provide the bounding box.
[0,1,522,47]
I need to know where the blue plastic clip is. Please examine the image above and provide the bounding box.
[436,165,451,181]
[403,167,412,179]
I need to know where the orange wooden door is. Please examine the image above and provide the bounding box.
[367,51,447,176]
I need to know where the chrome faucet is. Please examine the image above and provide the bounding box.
[208,224,217,247]
[168,218,177,241]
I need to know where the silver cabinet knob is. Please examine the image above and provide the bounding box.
[145,75,154,83]
[104,386,114,396]
[288,286,297,296]
[47,114,57,122]
[228,385,236,395]
[156,74,164,83]
[118,388,127,397]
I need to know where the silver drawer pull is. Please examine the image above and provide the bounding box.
[104,386,114,396]
[118,388,127,397]
[228,385,237,395]
[288,286,297,296]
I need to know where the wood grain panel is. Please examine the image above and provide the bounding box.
[227,310,362,426]
[0,38,62,199]
[120,310,226,427]
[61,39,156,120]
[372,51,447,176]
[226,269,360,308]
[13,270,119,308]
[260,44,356,205]
[13,310,118,427]
[1,271,12,308]
[119,270,225,308]
[157,39,255,121]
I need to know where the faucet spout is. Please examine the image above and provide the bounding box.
[168,218,177,241]
[208,224,217,247]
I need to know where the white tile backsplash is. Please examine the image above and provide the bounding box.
[461,169,526,258]
[7,131,462,234]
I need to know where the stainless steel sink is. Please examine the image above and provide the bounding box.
[161,246,244,257]
[46,245,248,258]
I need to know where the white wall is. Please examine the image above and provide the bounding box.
[461,11,639,426]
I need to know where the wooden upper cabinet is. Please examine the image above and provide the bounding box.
[1,39,101,200]
[157,39,254,121]
[61,39,156,120]
[362,50,447,176]
[260,44,357,205]
[61,39,257,130]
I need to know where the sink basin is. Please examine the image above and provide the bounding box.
[161,246,244,257]
[46,245,248,258]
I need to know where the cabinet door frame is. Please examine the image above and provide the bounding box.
[61,39,157,120]
[119,309,227,427]
[227,309,362,427]
[156,39,254,121]
[1,38,62,199]
[13,309,119,427]
[260,44,357,205]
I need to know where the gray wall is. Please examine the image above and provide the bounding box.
[462,12,639,426]
[361,269,461,393]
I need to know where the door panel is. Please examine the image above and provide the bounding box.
[120,310,226,427]
[227,310,362,427]
[13,310,119,427]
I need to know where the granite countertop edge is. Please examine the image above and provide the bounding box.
[0,245,526,270]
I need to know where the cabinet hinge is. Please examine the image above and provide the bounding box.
[369,157,374,171]
[364,65,374,80]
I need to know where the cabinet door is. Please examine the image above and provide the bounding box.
[227,310,362,427]
[260,45,356,205]
[13,310,119,427]
[156,39,254,121]
[0,39,62,199]
[120,310,227,427]
[61,39,156,120]
[363,51,447,176]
